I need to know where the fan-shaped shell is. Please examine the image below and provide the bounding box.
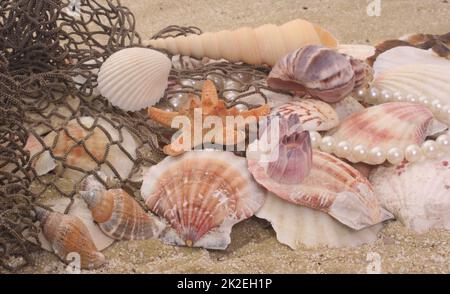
[97,48,171,111]
[256,192,383,249]
[370,152,450,233]
[140,150,266,249]
[271,99,339,131]
[80,174,165,240]
[329,102,433,164]
[35,208,105,269]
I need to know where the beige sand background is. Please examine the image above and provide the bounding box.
[15,0,450,274]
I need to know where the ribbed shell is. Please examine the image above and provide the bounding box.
[247,150,392,230]
[36,208,105,269]
[256,192,382,249]
[329,102,433,164]
[370,152,450,233]
[144,19,338,66]
[271,99,339,131]
[97,48,171,111]
[140,150,266,249]
[267,45,356,103]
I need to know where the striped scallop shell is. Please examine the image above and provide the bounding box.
[248,149,392,230]
[140,150,266,249]
[370,152,450,233]
[329,102,433,164]
[97,48,171,111]
[80,174,165,240]
[256,192,382,249]
[271,99,339,131]
[35,208,105,269]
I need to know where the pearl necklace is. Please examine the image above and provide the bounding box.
[308,87,450,164]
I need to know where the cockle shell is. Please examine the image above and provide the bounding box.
[271,99,339,131]
[267,45,368,103]
[80,174,166,240]
[256,192,383,249]
[144,19,338,66]
[140,150,266,249]
[97,48,171,111]
[370,152,450,233]
[27,116,138,180]
[329,102,433,164]
[35,207,105,269]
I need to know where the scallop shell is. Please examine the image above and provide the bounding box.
[140,150,266,249]
[80,174,165,240]
[35,207,105,269]
[271,99,339,131]
[329,102,433,164]
[256,192,382,249]
[144,19,338,66]
[267,45,365,103]
[330,96,365,121]
[370,152,450,233]
[97,48,171,111]
[247,148,392,230]
[372,46,450,105]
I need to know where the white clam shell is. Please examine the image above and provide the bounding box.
[98,48,171,111]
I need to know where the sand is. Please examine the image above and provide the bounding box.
[10,0,450,274]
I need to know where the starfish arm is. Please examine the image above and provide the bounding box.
[148,107,180,128]
[201,80,219,114]
[226,104,270,119]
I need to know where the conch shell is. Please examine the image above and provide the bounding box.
[144,19,338,66]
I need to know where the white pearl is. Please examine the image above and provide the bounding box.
[320,136,335,153]
[223,91,238,101]
[224,79,242,91]
[431,99,442,113]
[386,147,404,165]
[369,88,379,102]
[352,144,368,162]
[169,93,189,109]
[418,96,429,106]
[309,131,322,149]
[380,90,391,103]
[180,79,194,88]
[356,88,366,100]
[335,141,351,158]
[368,147,386,164]
[421,140,439,159]
[441,105,450,119]
[436,134,450,150]
[234,104,249,112]
[207,74,224,89]
[192,79,205,90]
[394,92,404,102]
[405,144,422,162]
[406,94,416,103]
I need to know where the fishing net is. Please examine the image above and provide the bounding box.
[0,0,278,271]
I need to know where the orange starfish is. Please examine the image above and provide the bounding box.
[148,80,270,156]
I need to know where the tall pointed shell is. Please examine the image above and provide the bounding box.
[329,102,433,164]
[35,208,105,269]
[144,19,338,66]
[80,175,165,240]
[140,150,265,249]
[370,152,450,233]
[256,192,382,249]
[248,150,392,230]
[97,48,171,111]
[271,99,339,131]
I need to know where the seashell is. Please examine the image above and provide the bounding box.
[329,102,433,164]
[330,96,365,121]
[271,99,339,131]
[80,174,165,240]
[140,150,266,249]
[144,19,338,66]
[247,146,392,230]
[27,116,138,180]
[337,44,376,60]
[370,152,450,233]
[97,48,171,111]
[267,45,368,103]
[256,192,383,249]
[35,207,105,269]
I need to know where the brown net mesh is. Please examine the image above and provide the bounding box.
[0,0,277,271]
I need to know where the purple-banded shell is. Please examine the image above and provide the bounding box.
[267,45,367,103]
[271,99,339,131]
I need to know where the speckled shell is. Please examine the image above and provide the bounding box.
[370,152,450,233]
[329,102,433,164]
[80,175,165,241]
[144,19,338,66]
[35,208,105,269]
[256,192,383,249]
[248,149,392,230]
[140,150,266,249]
[267,45,364,103]
[271,99,339,131]
[97,48,171,111]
